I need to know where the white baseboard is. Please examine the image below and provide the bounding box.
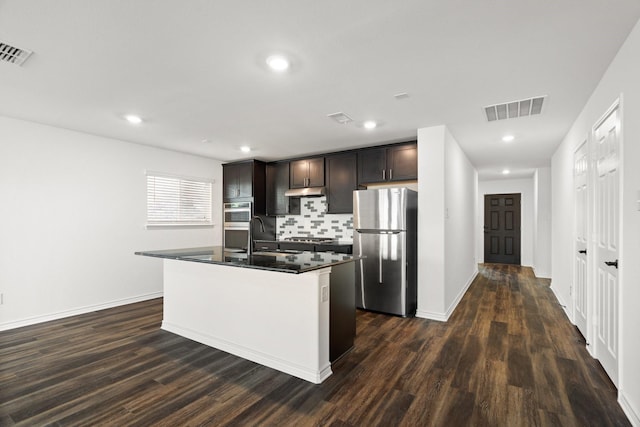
[416,268,478,322]
[0,292,163,331]
[415,310,448,322]
[162,321,332,384]
[532,266,551,279]
[550,285,596,358]
[550,285,574,323]
[620,391,640,427]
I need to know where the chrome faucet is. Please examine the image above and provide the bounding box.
[247,215,265,257]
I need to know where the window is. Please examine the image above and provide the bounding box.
[146,172,213,227]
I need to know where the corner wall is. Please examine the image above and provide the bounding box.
[551,18,640,424]
[417,125,477,321]
[533,167,552,278]
[0,116,223,330]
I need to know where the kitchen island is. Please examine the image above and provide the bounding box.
[135,246,356,384]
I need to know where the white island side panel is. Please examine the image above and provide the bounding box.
[161,259,331,383]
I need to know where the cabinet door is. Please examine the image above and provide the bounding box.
[326,153,357,213]
[266,162,290,215]
[235,162,254,198]
[307,157,325,187]
[223,162,254,200]
[357,147,387,184]
[223,164,240,200]
[290,158,324,188]
[289,159,309,188]
[388,144,417,181]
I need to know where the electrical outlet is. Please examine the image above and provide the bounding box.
[321,286,329,302]
[0,293,3,305]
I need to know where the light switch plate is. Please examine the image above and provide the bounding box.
[321,286,329,302]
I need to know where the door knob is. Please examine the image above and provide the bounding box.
[604,259,618,269]
[579,249,587,254]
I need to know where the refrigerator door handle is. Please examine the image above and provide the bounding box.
[379,249,383,283]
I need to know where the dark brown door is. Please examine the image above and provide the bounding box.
[484,193,521,265]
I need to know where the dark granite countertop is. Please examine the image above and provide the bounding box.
[135,246,357,274]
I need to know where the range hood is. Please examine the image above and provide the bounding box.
[284,187,326,197]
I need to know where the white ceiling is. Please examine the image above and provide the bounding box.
[1,1,639,180]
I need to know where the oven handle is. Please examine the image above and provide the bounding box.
[224,223,250,230]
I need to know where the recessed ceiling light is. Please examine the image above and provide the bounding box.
[125,114,142,125]
[502,135,515,142]
[363,120,377,129]
[502,169,510,175]
[266,55,290,72]
[240,146,251,153]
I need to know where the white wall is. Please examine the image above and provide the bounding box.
[533,167,552,278]
[0,116,223,330]
[551,18,640,425]
[444,129,478,312]
[417,126,446,317]
[417,125,477,321]
[477,178,534,267]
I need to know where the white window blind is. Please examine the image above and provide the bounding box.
[146,172,213,226]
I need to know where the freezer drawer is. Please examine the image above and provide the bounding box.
[355,231,408,316]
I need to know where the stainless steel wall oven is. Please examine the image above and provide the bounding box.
[223,202,251,251]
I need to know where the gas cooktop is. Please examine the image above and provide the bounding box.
[283,237,337,244]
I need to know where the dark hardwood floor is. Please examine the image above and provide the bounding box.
[0,264,630,426]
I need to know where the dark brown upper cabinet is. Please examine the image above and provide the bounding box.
[223,160,266,213]
[357,143,417,184]
[290,157,325,188]
[266,162,300,216]
[326,152,357,214]
[388,143,418,181]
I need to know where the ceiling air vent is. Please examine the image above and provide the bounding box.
[484,96,546,122]
[327,112,353,125]
[0,41,33,66]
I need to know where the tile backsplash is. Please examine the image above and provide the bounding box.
[276,196,353,242]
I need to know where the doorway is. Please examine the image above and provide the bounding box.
[573,140,589,338]
[484,193,521,265]
[593,102,620,386]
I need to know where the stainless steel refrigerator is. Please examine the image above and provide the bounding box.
[353,188,417,317]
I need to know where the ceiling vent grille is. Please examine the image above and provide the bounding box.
[327,112,353,125]
[0,41,33,66]
[484,96,545,122]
